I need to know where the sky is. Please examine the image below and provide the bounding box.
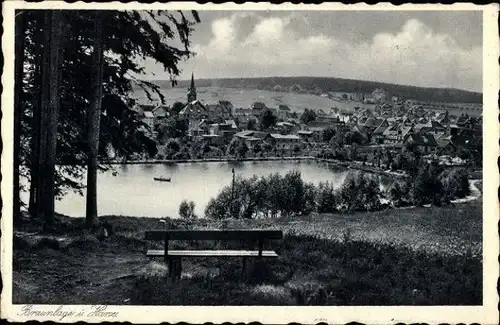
[141,10,483,92]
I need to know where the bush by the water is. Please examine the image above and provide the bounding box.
[439,168,470,199]
[316,173,382,213]
[205,165,473,219]
[205,170,382,219]
[316,182,337,213]
[179,200,197,219]
[395,164,471,207]
[337,173,382,212]
[205,171,316,219]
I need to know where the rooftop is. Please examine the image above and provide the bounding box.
[271,134,301,140]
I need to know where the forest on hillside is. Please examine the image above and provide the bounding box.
[150,76,482,104]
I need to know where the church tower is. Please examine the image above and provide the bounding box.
[187,73,197,103]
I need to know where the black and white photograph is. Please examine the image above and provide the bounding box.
[1,2,498,324]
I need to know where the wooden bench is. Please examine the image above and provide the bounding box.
[145,229,283,279]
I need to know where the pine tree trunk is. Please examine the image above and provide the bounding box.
[14,11,26,224]
[86,12,105,228]
[29,13,44,216]
[29,52,42,215]
[36,12,51,221]
[37,11,63,226]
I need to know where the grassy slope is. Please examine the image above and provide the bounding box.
[12,202,482,305]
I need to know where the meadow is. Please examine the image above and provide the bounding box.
[133,86,374,113]
[13,201,481,305]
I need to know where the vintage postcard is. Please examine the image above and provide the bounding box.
[1,1,499,324]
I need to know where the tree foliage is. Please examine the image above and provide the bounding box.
[18,10,199,205]
[227,138,249,158]
[246,119,257,130]
[337,172,381,212]
[157,118,188,143]
[171,101,185,115]
[205,164,472,220]
[439,168,470,199]
[316,182,337,213]
[410,163,445,206]
[259,109,277,129]
[16,10,199,226]
[205,171,316,219]
[321,127,336,142]
[179,200,196,219]
[300,109,317,125]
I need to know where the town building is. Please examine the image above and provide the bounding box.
[270,134,301,150]
[403,133,438,154]
[187,73,197,103]
[143,111,155,129]
[234,130,270,150]
[251,101,267,111]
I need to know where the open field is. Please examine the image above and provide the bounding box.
[150,76,482,105]
[13,201,481,305]
[134,86,375,113]
[134,85,482,117]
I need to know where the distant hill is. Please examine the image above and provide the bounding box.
[148,76,482,104]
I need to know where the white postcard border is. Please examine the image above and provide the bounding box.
[1,2,499,324]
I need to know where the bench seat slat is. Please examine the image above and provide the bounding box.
[146,249,279,258]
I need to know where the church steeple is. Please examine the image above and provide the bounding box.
[187,73,197,103]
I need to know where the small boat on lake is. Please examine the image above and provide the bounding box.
[153,177,171,182]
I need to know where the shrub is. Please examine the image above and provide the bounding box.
[179,200,196,219]
[316,182,337,213]
[410,163,446,206]
[166,139,181,152]
[440,168,470,199]
[205,171,314,219]
[387,181,411,207]
[338,172,382,212]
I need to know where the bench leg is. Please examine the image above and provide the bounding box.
[242,257,255,280]
[168,257,182,280]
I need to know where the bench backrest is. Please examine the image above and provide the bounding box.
[145,229,283,241]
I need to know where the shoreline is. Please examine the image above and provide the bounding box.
[98,156,412,178]
[98,156,473,179]
[100,156,316,164]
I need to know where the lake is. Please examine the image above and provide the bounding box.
[23,160,391,219]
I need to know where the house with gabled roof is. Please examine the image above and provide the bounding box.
[317,108,327,116]
[276,104,292,121]
[234,130,270,149]
[270,134,301,150]
[436,135,458,156]
[363,117,385,134]
[206,100,233,121]
[180,100,208,120]
[403,133,437,154]
[383,123,414,144]
[418,117,429,124]
[435,112,451,126]
[275,121,298,135]
[371,119,390,144]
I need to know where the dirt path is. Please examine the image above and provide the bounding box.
[13,246,151,304]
